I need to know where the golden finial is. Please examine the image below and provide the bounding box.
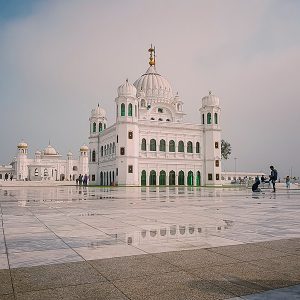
[209,90,212,95]
[148,44,155,66]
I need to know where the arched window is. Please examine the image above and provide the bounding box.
[207,112,212,124]
[187,171,194,186]
[169,170,175,185]
[202,114,205,125]
[196,142,200,153]
[141,138,146,151]
[178,141,184,152]
[196,171,201,186]
[159,170,166,185]
[104,172,106,186]
[99,122,102,132]
[159,139,166,152]
[150,139,156,151]
[92,150,96,162]
[101,146,103,157]
[93,122,96,132]
[141,99,146,107]
[128,103,133,116]
[121,103,125,116]
[109,143,112,154]
[169,140,175,152]
[149,170,156,185]
[187,141,193,153]
[214,112,218,124]
[112,142,115,154]
[135,105,137,117]
[100,172,103,186]
[104,123,106,129]
[178,171,184,185]
[141,170,147,186]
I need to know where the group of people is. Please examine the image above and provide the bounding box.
[2,173,13,181]
[252,165,278,193]
[76,174,88,186]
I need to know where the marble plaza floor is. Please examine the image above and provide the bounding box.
[0,186,299,299]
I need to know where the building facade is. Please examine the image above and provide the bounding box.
[89,46,222,186]
[0,142,89,181]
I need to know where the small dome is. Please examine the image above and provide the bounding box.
[67,151,73,156]
[43,144,58,155]
[202,92,220,107]
[35,150,41,155]
[17,141,28,149]
[118,79,137,97]
[91,104,106,117]
[80,144,88,151]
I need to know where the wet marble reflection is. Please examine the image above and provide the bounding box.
[0,186,300,268]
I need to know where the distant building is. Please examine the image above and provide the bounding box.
[221,171,266,184]
[0,142,88,181]
[89,46,222,186]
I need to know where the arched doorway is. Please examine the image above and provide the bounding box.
[149,170,156,185]
[159,170,166,185]
[196,171,201,186]
[178,171,184,185]
[169,170,175,185]
[100,172,103,186]
[104,172,106,186]
[187,171,194,186]
[141,170,146,186]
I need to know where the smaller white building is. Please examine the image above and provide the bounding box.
[1,141,89,181]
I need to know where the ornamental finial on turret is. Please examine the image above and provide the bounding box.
[209,90,212,95]
[148,44,155,66]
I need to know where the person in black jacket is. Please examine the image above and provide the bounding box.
[270,166,278,192]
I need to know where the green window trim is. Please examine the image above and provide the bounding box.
[207,113,212,124]
[121,103,125,116]
[187,141,193,153]
[196,142,200,153]
[178,141,184,152]
[159,139,166,151]
[187,171,194,186]
[159,170,166,185]
[141,170,147,186]
[214,113,218,124]
[141,138,146,151]
[150,139,156,151]
[169,140,175,152]
[128,103,133,116]
[178,171,185,185]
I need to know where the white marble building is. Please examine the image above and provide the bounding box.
[89,46,222,186]
[1,142,89,181]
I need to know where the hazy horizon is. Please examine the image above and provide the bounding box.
[0,0,299,178]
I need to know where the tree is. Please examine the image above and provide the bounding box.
[221,139,232,160]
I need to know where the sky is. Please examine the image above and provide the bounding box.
[0,0,299,178]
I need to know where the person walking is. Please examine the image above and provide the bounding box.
[78,174,83,186]
[83,174,88,186]
[286,176,291,189]
[269,166,278,192]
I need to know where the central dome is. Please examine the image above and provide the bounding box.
[133,66,173,102]
[43,144,58,156]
